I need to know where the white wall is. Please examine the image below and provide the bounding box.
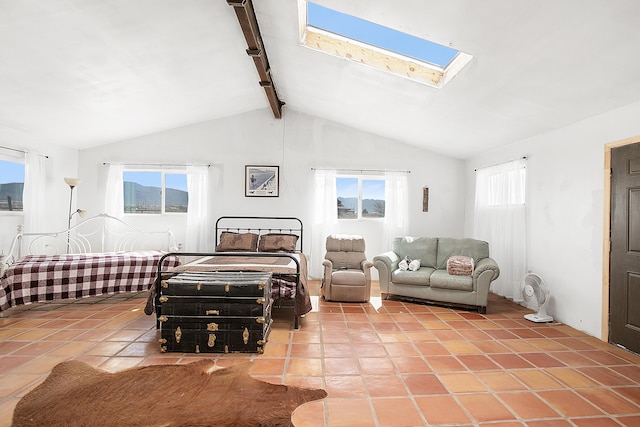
[0,142,78,253]
[77,108,466,276]
[8,99,640,340]
[464,100,640,338]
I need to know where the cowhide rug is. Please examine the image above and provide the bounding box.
[12,359,327,427]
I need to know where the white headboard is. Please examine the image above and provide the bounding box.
[1,213,177,275]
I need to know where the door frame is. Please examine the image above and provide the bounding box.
[603,135,640,341]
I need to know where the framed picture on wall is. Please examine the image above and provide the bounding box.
[245,165,279,197]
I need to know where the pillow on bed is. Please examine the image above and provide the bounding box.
[258,233,299,252]
[216,232,259,252]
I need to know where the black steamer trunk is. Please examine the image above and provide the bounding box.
[158,271,273,353]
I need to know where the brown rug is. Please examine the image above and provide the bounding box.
[12,360,327,427]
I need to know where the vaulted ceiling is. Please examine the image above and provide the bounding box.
[2,0,640,159]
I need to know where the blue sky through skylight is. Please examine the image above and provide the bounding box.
[307,2,458,68]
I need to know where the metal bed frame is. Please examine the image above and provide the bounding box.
[155,216,306,329]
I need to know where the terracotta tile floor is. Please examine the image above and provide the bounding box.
[1,281,640,426]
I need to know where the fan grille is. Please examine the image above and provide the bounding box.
[521,273,548,306]
[520,272,553,323]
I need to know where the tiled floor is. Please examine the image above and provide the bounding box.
[1,281,640,427]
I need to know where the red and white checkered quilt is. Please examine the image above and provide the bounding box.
[0,251,180,312]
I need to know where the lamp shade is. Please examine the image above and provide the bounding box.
[64,177,81,187]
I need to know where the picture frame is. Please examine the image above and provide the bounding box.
[245,165,279,197]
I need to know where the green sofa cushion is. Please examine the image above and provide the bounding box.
[436,238,489,269]
[429,270,474,291]
[391,267,435,285]
[392,237,438,268]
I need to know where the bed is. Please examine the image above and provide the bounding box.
[154,216,311,329]
[0,213,180,313]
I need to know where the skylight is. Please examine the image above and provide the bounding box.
[299,1,473,88]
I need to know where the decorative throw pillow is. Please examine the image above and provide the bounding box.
[447,255,474,276]
[408,259,421,271]
[215,232,259,252]
[398,256,421,271]
[258,233,299,252]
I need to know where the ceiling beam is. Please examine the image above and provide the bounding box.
[227,0,284,118]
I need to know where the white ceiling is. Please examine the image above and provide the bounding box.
[2,0,640,159]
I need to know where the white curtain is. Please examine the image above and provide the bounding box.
[23,151,47,252]
[473,159,527,300]
[310,169,337,278]
[105,163,124,218]
[383,171,409,246]
[185,165,209,252]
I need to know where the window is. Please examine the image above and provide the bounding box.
[482,166,526,207]
[473,159,527,300]
[300,1,473,88]
[0,159,25,212]
[336,176,385,219]
[123,170,188,214]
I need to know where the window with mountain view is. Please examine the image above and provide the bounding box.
[123,170,188,214]
[336,176,385,219]
[0,159,25,212]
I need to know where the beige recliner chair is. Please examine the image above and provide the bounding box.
[322,234,373,302]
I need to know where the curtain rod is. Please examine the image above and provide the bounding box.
[310,167,411,174]
[474,156,527,172]
[102,162,211,167]
[0,145,49,158]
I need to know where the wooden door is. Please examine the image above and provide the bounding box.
[610,142,640,353]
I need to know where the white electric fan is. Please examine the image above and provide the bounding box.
[520,273,554,323]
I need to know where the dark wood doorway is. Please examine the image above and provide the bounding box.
[610,141,640,354]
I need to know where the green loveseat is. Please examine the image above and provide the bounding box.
[373,237,500,313]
